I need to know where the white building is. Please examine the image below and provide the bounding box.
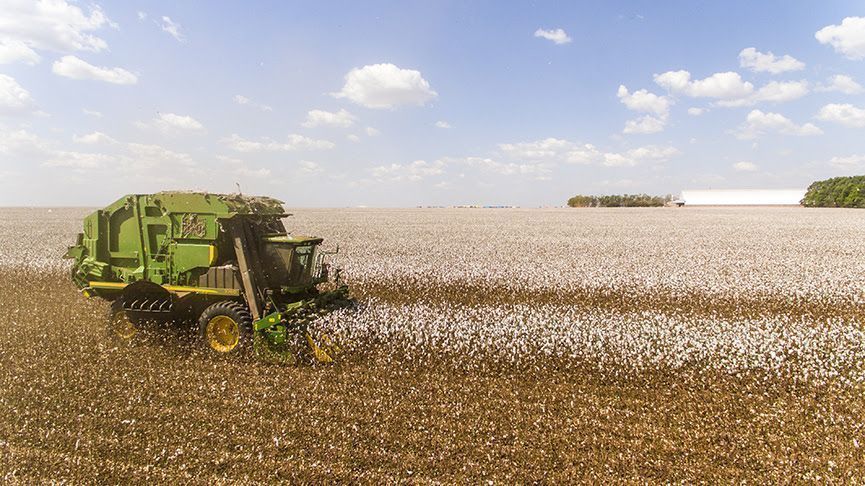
[680,189,806,206]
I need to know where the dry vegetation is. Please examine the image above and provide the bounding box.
[1,207,864,482]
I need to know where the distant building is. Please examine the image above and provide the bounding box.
[680,189,806,206]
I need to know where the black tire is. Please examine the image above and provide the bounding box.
[198,301,253,356]
[106,299,143,346]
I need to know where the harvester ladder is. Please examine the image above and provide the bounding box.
[229,219,264,321]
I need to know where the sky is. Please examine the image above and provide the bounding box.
[1,1,865,207]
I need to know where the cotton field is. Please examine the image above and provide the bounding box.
[1,207,864,482]
[293,207,865,385]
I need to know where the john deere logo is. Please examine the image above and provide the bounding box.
[181,213,206,238]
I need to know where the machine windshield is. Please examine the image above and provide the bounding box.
[261,243,315,286]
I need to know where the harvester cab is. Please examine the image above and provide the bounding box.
[260,236,328,291]
[64,192,350,363]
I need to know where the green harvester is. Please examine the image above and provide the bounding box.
[64,192,350,363]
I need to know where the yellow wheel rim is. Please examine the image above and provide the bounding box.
[110,311,137,340]
[206,315,240,353]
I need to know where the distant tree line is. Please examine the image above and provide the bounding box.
[801,176,865,208]
[567,194,673,207]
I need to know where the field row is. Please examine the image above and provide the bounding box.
[3,208,865,304]
[316,298,865,385]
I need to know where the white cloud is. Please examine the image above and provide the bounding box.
[302,108,355,128]
[52,55,137,84]
[332,63,437,109]
[497,137,678,168]
[0,74,35,115]
[0,39,40,65]
[617,85,671,134]
[126,143,195,169]
[653,70,692,92]
[597,178,638,188]
[235,166,271,178]
[750,80,809,103]
[610,145,680,167]
[499,137,574,160]
[82,108,102,117]
[599,153,632,167]
[816,74,863,95]
[687,107,706,116]
[160,16,185,42]
[534,28,572,45]
[72,131,116,144]
[347,134,361,142]
[623,115,666,134]
[617,85,670,116]
[298,160,322,175]
[222,133,335,152]
[654,70,753,99]
[715,80,809,107]
[0,0,115,58]
[371,159,445,182]
[138,113,204,133]
[738,47,805,74]
[369,163,400,180]
[564,144,603,164]
[434,141,679,182]
[216,155,244,165]
[365,126,380,136]
[816,103,865,127]
[447,156,551,177]
[435,120,452,129]
[0,129,48,154]
[827,154,865,169]
[733,161,758,172]
[0,129,112,170]
[158,113,203,131]
[137,11,148,21]
[624,146,679,159]
[0,129,207,177]
[735,110,823,139]
[816,17,865,60]
[43,151,113,169]
[233,94,272,112]
[216,155,272,179]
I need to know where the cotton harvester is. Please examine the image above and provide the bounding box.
[64,192,350,363]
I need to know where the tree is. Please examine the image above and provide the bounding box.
[566,193,672,207]
[801,176,865,208]
[567,195,595,207]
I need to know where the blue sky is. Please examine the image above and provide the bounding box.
[1,1,864,206]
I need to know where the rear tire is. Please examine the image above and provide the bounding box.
[198,301,253,356]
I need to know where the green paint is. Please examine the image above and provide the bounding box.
[65,192,351,363]
[65,192,311,294]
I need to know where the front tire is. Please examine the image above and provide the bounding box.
[198,301,253,356]
[107,299,142,345]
